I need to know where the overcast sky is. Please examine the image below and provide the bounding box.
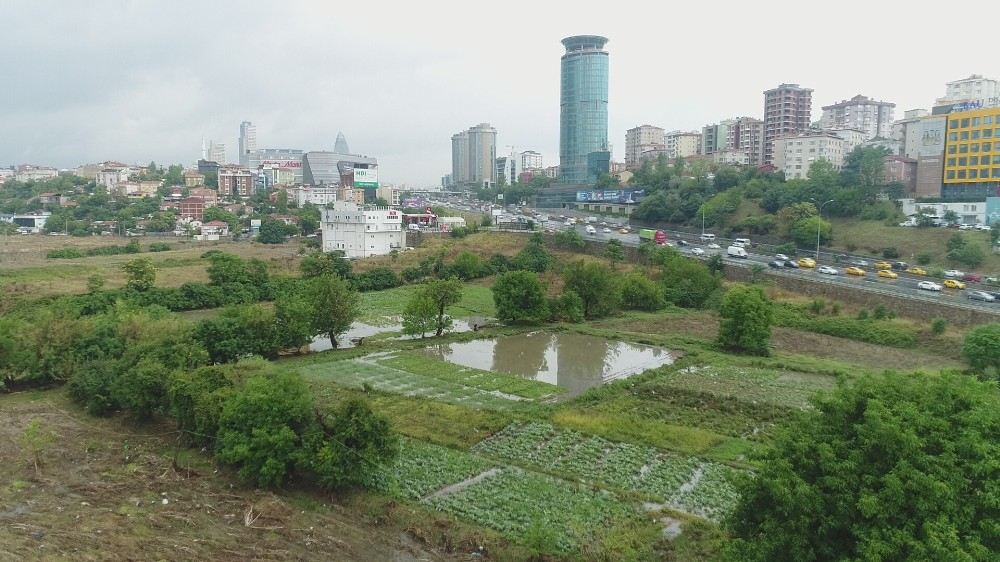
[2,0,991,186]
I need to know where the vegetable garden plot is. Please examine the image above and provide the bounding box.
[658,365,836,409]
[365,439,495,500]
[299,359,519,410]
[472,421,742,521]
[424,467,636,554]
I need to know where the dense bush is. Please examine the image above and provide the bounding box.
[492,271,548,324]
[773,304,917,347]
[562,261,621,319]
[660,252,721,309]
[547,291,585,323]
[620,273,665,311]
[718,285,772,356]
[352,267,402,292]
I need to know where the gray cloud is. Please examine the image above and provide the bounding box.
[0,0,986,185]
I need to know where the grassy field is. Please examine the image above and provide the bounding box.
[829,218,999,274]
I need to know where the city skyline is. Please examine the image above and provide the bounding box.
[0,0,990,185]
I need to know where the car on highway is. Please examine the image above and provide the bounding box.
[906,267,928,276]
[891,261,909,270]
[797,257,816,268]
[849,259,869,267]
[727,245,749,258]
[943,279,966,289]
[775,253,789,261]
[783,260,799,269]
[585,225,597,235]
[817,265,838,275]
[846,266,866,276]
[918,280,943,291]
[689,247,705,256]
[968,290,996,302]
[944,269,965,278]
[602,227,611,233]
[677,239,690,246]
[963,273,982,283]
[877,270,898,279]
[768,260,785,269]
[706,243,720,249]
[874,261,892,270]
[618,228,630,234]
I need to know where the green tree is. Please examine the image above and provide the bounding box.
[726,371,1000,561]
[216,370,314,488]
[111,359,170,420]
[401,291,438,338]
[717,285,772,356]
[943,209,959,223]
[257,219,295,244]
[604,239,625,268]
[962,323,1000,379]
[554,228,585,250]
[307,397,398,490]
[660,254,720,308]
[562,260,621,319]
[300,251,352,279]
[305,275,360,349]
[492,271,548,324]
[790,216,832,248]
[422,278,463,336]
[203,206,239,233]
[776,202,817,238]
[513,237,552,272]
[620,272,665,311]
[122,257,156,291]
[450,251,486,280]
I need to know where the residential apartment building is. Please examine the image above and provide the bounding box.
[729,117,765,166]
[701,120,732,156]
[664,131,701,158]
[941,106,1000,199]
[826,128,867,153]
[95,166,132,191]
[451,123,497,188]
[820,95,895,140]
[183,170,205,187]
[178,196,206,220]
[625,125,665,169]
[763,83,813,165]
[772,131,848,179]
[894,109,931,159]
[521,150,543,170]
[217,166,255,198]
[320,202,404,258]
[375,186,401,207]
[883,156,917,194]
[934,74,999,113]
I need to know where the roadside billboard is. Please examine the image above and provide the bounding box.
[575,189,645,203]
[354,168,379,188]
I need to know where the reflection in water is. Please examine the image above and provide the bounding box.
[422,332,675,398]
[310,318,484,352]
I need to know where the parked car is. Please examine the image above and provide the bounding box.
[943,279,966,289]
[817,265,838,275]
[906,267,928,276]
[918,281,943,291]
[944,269,965,278]
[874,261,892,270]
[878,270,898,279]
[845,266,866,276]
[975,224,991,231]
[968,290,996,302]
[797,257,816,268]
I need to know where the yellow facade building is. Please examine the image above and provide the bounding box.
[943,106,1000,198]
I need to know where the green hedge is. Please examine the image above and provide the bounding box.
[772,304,917,348]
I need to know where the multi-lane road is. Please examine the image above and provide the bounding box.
[532,212,1000,314]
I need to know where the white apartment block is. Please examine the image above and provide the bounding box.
[521,150,543,170]
[713,149,751,166]
[96,167,132,190]
[664,131,701,158]
[820,95,895,140]
[375,186,401,207]
[935,74,999,106]
[320,202,405,258]
[625,125,665,168]
[772,132,848,179]
[289,185,338,207]
[14,167,59,182]
[826,128,867,153]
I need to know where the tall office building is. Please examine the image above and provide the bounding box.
[763,83,813,165]
[450,123,497,188]
[334,132,350,154]
[559,35,610,184]
[820,95,895,140]
[238,121,256,167]
[202,139,226,164]
[625,125,665,169]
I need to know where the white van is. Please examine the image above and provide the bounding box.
[586,216,598,224]
[699,233,716,242]
[727,245,748,259]
[733,238,751,248]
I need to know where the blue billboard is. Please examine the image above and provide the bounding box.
[575,189,645,204]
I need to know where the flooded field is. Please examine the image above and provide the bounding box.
[420,331,676,397]
[309,317,489,351]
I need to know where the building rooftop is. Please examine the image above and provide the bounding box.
[561,35,608,53]
[822,94,895,110]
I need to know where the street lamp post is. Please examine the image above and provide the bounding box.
[812,198,835,262]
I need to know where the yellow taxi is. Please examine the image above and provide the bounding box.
[874,261,892,270]
[906,267,927,276]
[797,257,816,268]
[877,270,898,279]
[943,279,966,289]
[845,266,866,276]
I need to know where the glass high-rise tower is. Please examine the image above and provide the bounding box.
[559,35,610,184]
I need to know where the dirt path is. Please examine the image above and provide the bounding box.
[422,468,501,502]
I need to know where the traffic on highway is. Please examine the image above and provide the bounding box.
[430,197,1000,313]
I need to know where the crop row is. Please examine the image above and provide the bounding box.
[424,468,636,554]
[365,439,495,500]
[657,365,837,410]
[377,351,562,400]
[471,421,743,521]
